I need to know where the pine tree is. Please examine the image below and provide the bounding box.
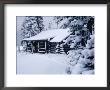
[21,16,44,38]
[61,16,95,74]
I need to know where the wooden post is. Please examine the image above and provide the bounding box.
[38,42,39,52]
[45,41,46,49]
[45,41,46,53]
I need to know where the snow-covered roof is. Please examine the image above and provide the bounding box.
[23,28,71,42]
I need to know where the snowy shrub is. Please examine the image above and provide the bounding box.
[71,63,88,74]
[81,49,90,59]
[75,30,80,35]
[86,39,94,49]
[76,49,83,54]
[81,38,94,69]
[78,56,92,67]
[82,70,94,74]
[74,36,82,43]
[69,35,82,50]
[66,34,94,74]
[66,50,82,66]
[70,43,75,49]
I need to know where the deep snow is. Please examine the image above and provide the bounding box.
[17,52,94,74]
[17,52,68,74]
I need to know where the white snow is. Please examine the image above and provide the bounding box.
[71,63,88,74]
[50,32,70,42]
[66,48,94,74]
[82,70,94,74]
[17,52,94,74]
[74,36,82,43]
[17,52,68,74]
[23,28,71,42]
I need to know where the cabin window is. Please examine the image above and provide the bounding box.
[39,41,45,48]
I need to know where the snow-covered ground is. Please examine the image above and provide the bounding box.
[17,52,68,74]
[17,51,94,74]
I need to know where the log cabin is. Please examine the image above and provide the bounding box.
[21,28,72,54]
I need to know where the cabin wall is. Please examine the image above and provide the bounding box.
[49,42,57,53]
[49,42,65,54]
[21,40,66,54]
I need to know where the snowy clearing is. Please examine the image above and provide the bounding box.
[17,52,68,74]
